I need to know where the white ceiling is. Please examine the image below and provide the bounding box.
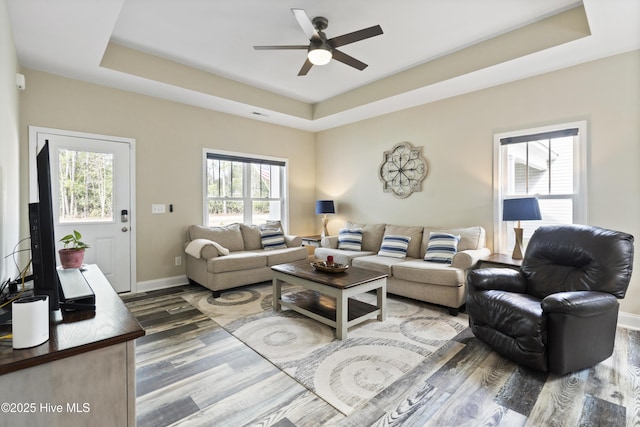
[6,0,640,131]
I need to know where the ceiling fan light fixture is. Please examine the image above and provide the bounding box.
[307,44,332,65]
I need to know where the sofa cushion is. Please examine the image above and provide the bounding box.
[421,226,485,256]
[346,221,386,252]
[207,251,267,273]
[241,223,298,250]
[423,232,460,264]
[353,255,411,276]
[189,224,245,252]
[314,247,376,266]
[240,224,263,250]
[393,259,465,287]
[262,247,308,266]
[338,228,363,251]
[384,225,423,259]
[378,235,411,258]
[260,228,287,250]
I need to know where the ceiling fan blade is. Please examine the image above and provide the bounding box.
[291,8,319,41]
[332,49,368,71]
[329,25,383,48]
[298,59,313,76]
[254,45,308,50]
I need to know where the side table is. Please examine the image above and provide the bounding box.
[301,235,322,256]
[478,253,522,270]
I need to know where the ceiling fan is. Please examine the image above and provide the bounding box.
[254,8,383,76]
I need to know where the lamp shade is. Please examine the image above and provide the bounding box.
[503,197,542,221]
[315,200,335,214]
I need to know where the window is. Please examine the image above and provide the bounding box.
[204,150,287,227]
[58,149,114,223]
[493,121,587,253]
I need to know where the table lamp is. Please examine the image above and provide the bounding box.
[315,200,335,237]
[503,197,541,260]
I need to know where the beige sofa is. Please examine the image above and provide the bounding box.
[315,222,490,315]
[185,222,308,297]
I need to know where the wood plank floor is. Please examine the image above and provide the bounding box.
[122,285,640,427]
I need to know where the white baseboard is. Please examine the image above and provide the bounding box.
[135,275,188,293]
[618,311,640,330]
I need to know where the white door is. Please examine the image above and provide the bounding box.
[31,129,134,293]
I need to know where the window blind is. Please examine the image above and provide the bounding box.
[500,128,579,145]
[207,152,285,167]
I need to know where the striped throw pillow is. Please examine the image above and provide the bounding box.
[377,235,411,258]
[424,232,460,264]
[260,228,287,250]
[338,228,363,251]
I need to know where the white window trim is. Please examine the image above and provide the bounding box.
[492,120,588,254]
[202,148,290,229]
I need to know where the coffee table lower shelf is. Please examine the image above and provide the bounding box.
[280,290,381,330]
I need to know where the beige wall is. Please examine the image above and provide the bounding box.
[11,41,640,314]
[18,70,316,283]
[316,50,640,314]
[0,0,21,282]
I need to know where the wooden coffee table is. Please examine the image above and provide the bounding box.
[271,260,387,340]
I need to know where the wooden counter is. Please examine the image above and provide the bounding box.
[0,264,145,427]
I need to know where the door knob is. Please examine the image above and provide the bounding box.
[122,227,129,232]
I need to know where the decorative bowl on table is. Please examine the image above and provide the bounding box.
[311,261,349,273]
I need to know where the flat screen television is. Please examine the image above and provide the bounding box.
[29,140,61,311]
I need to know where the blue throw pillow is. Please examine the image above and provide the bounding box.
[260,228,287,250]
[338,228,363,251]
[424,232,460,264]
[377,235,411,258]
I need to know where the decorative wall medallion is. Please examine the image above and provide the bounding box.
[379,142,427,198]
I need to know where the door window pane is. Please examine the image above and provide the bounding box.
[58,149,113,223]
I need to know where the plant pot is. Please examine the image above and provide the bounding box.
[58,248,85,269]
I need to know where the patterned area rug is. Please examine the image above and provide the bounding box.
[184,282,468,416]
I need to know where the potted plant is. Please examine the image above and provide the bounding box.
[58,230,90,269]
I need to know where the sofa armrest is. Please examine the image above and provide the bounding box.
[541,291,618,316]
[184,240,223,259]
[321,236,339,249]
[467,268,527,293]
[285,235,302,247]
[200,245,222,259]
[451,248,491,269]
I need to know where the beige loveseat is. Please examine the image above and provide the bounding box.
[315,222,490,315]
[185,222,308,297]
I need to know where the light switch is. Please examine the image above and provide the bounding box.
[152,204,165,214]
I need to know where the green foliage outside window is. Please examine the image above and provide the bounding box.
[58,149,113,222]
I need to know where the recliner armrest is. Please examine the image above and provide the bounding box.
[467,268,527,293]
[541,291,618,316]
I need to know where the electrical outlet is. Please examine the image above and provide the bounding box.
[175,256,182,266]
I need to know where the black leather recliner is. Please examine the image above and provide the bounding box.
[467,224,634,375]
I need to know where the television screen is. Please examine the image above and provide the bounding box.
[30,141,61,311]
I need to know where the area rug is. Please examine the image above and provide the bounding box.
[183,282,468,415]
